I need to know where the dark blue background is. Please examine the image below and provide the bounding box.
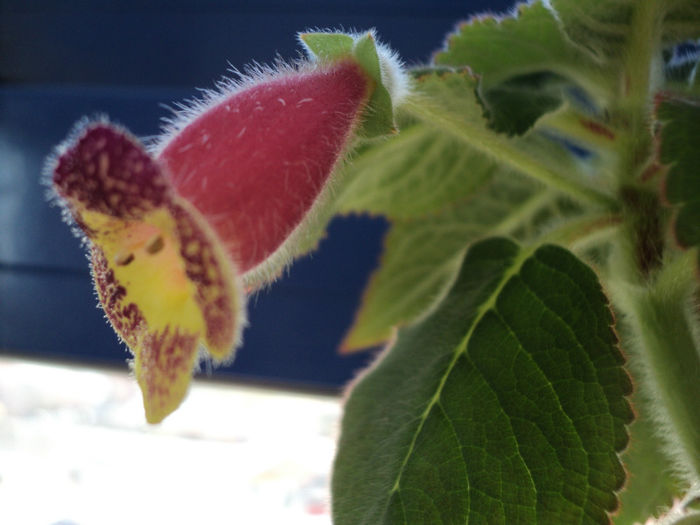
[0,0,514,391]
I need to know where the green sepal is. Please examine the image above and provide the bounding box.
[298,32,354,62]
[300,31,398,138]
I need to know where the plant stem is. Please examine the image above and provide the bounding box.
[613,250,700,481]
[404,98,618,210]
[613,0,665,185]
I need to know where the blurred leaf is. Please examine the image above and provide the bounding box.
[663,1,700,43]
[656,93,700,248]
[406,67,616,201]
[333,238,633,524]
[435,2,605,92]
[337,125,494,218]
[341,172,543,351]
[550,0,700,61]
[480,72,570,136]
[434,1,613,135]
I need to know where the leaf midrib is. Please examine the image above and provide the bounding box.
[387,244,536,502]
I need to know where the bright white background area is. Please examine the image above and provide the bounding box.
[0,356,341,525]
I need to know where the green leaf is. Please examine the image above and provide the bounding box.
[337,125,495,218]
[404,68,618,208]
[341,172,545,351]
[615,397,684,525]
[548,0,634,61]
[433,1,613,134]
[655,93,700,248]
[333,238,633,524]
[550,0,700,61]
[435,2,605,93]
[478,72,570,136]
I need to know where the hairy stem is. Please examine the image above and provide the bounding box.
[613,250,700,481]
[403,98,619,210]
[613,0,665,185]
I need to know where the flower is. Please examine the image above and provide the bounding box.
[48,31,407,423]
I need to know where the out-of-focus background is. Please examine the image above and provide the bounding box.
[0,1,511,523]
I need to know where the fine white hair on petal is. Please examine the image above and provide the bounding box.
[149,55,318,158]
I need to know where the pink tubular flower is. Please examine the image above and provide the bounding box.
[48,31,408,423]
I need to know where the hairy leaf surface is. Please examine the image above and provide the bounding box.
[333,238,633,525]
[341,173,543,351]
[337,125,494,218]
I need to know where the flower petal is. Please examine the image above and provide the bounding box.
[52,123,245,423]
[155,59,372,287]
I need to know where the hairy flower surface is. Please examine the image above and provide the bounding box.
[49,31,407,422]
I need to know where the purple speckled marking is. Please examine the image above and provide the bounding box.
[53,124,169,220]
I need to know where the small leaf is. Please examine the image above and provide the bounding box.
[333,238,633,524]
[655,93,700,248]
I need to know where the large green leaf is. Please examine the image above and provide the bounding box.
[655,93,700,248]
[341,173,546,351]
[333,238,633,524]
